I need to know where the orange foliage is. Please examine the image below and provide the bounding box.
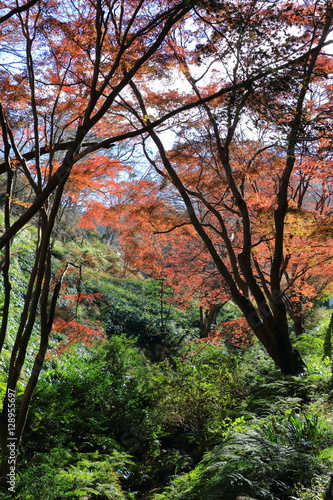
[50,318,106,355]
[198,318,253,348]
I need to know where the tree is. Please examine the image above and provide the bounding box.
[0,0,333,488]
[105,137,333,342]
[110,0,333,375]
[0,0,207,485]
[103,174,232,337]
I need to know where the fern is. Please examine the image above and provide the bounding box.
[154,430,322,500]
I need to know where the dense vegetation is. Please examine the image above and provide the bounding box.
[1,1,333,497]
[1,229,333,499]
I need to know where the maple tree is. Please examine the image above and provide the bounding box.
[106,137,333,344]
[0,0,209,483]
[104,0,333,376]
[0,0,333,487]
[100,173,232,337]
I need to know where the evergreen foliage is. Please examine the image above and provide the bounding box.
[153,430,323,500]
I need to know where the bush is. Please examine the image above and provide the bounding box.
[85,277,200,359]
[16,449,133,499]
[24,337,157,456]
[147,343,244,453]
[153,430,323,500]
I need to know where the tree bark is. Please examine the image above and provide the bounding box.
[199,304,223,338]
[239,297,306,376]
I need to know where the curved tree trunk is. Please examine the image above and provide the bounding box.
[234,293,306,375]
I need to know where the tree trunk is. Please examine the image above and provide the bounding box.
[271,325,305,375]
[235,294,306,375]
[286,294,305,337]
[291,312,305,337]
[251,322,305,375]
[260,317,306,375]
[199,303,223,338]
[270,305,306,375]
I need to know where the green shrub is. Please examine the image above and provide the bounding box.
[84,277,200,359]
[262,410,333,453]
[153,430,323,500]
[25,337,157,456]
[147,343,243,452]
[292,474,331,500]
[16,449,133,499]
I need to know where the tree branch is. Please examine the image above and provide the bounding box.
[0,0,39,24]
